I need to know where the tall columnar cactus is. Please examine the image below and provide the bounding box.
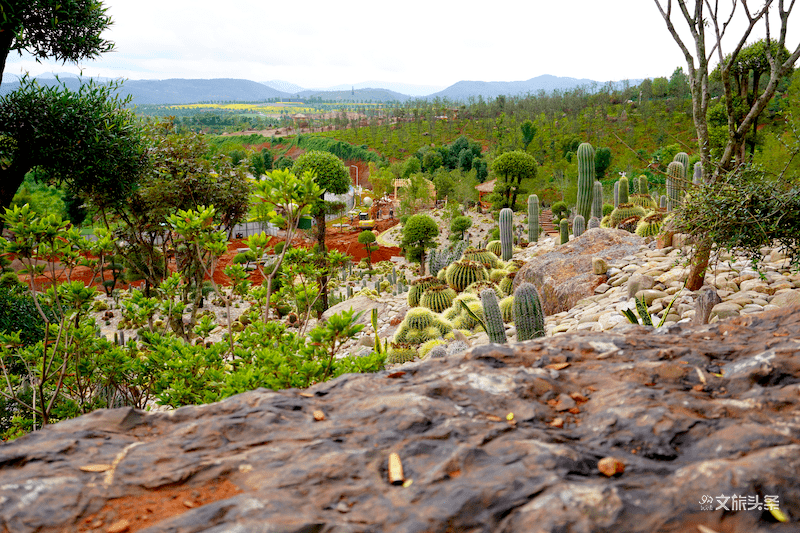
[576,143,595,222]
[693,161,703,185]
[559,218,569,245]
[480,289,507,344]
[428,240,467,277]
[638,175,649,195]
[674,152,689,181]
[513,282,545,340]
[591,181,603,219]
[666,161,684,211]
[573,214,586,238]
[618,176,629,204]
[527,194,540,243]
[499,208,513,261]
[660,195,667,209]
[613,180,620,208]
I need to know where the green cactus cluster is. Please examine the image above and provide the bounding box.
[559,218,570,245]
[499,271,516,297]
[443,292,479,321]
[498,208,514,261]
[453,299,485,330]
[386,343,418,364]
[609,203,646,227]
[418,338,447,359]
[630,194,657,211]
[445,259,489,292]
[618,176,629,205]
[500,295,514,323]
[393,307,453,344]
[465,280,503,300]
[573,214,585,238]
[463,247,500,269]
[481,289,507,344]
[667,160,684,211]
[486,240,502,257]
[576,143,595,222]
[505,259,525,273]
[408,276,446,307]
[528,194,540,243]
[428,240,468,277]
[635,212,665,238]
[489,268,509,283]
[513,282,545,341]
[419,285,457,313]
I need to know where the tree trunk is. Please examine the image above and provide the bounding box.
[315,213,329,314]
[687,238,712,292]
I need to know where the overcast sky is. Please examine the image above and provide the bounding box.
[7,0,797,92]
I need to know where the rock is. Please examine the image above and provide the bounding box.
[634,289,668,305]
[694,286,722,325]
[710,301,742,322]
[594,283,611,294]
[592,257,608,275]
[771,290,800,308]
[515,229,645,315]
[2,307,800,532]
[627,274,655,299]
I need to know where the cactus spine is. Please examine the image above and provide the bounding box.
[445,260,489,292]
[576,143,595,222]
[499,207,513,261]
[591,181,603,220]
[559,218,569,245]
[480,289,507,344]
[527,194,540,243]
[638,175,649,195]
[573,214,586,238]
[420,285,457,313]
[618,176,629,204]
[666,161,684,211]
[513,282,545,340]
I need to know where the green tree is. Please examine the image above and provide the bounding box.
[291,150,350,312]
[450,215,472,241]
[0,77,146,216]
[357,230,378,268]
[0,0,113,83]
[595,147,613,181]
[401,214,438,275]
[521,119,537,151]
[491,150,538,209]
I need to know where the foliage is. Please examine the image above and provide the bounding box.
[358,230,378,267]
[491,150,537,209]
[449,215,472,241]
[401,214,439,274]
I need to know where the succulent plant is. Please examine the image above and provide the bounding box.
[616,215,641,233]
[489,268,509,283]
[419,338,447,359]
[528,194,540,243]
[618,176,629,205]
[498,271,516,297]
[465,280,503,300]
[591,180,603,220]
[444,292,478,320]
[426,344,448,359]
[693,161,703,185]
[480,289,507,344]
[386,343,417,364]
[573,214,586,238]
[613,180,620,208]
[407,276,445,307]
[499,208,514,261]
[445,260,489,292]
[638,175,649,195]
[635,212,664,238]
[500,295,514,323]
[630,193,657,211]
[559,218,569,245]
[486,240,502,257]
[667,161,684,211]
[576,142,595,222]
[513,282,545,341]
[588,216,601,229]
[420,285,457,313]
[609,203,646,227]
[463,247,500,269]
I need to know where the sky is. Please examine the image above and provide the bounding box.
[6,0,797,93]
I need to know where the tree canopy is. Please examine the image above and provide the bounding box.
[491,150,538,209]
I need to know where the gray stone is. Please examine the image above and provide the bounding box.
[627,273,656,299]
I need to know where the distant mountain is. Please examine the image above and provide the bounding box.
[261,80,305,94]
[296,87,411,102]
[427,74,637,101]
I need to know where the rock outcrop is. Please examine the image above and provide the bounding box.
[1,306,799,532]
[514,228,645,315]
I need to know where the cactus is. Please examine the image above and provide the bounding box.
[481,289,507,344]
[465,280,503,300]
[528,194,540,243]
[386,343,417,364]
[371,308,383,355]
[573,214,586,238]
[499,208,514,261]
[458,300,486,330]
[559,218,569,245]
[443,292,478,320]
[693,161,703,185]
[666,161,684,211]
[618,176,629,204]
[616,215,641,233]
[419,338,447,359]
[630,193,657,211]
[588,216,601,229]
[407,276,445,307]
[463,247,500,269]
[673,152,689,179]
[489,268,509,283]
[420,285,457,313]
[659,195,667,209]
[513,282,545,341]
[505,259,525,273]
[445,260,489,292]
[609,203,646,227]
[486,240,502,257]
[638,175,649,195]
[429,240,467,277]
[403,306,436,330]
[499,271,516,297]
[591,181,603,220]
[635,212,664,238]
[576,142,595,223]
[613,180,620,208]
[500,295,515,323]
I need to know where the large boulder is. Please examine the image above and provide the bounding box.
[514,227,646,315]
[1,307,799,532]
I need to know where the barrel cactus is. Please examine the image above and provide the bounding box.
[420,285,457,313]
[588,216,601,229]
[513,282,545,341]
[635,212,664,238]
[481,289,507,344]
[638,175,649,195]
[407,276,445,307]
[693,161,703,185]
[445,260,489,292]
[403,306,436,331]
[444,292,479,321]
[617,215,641,233]
[528,194,540,243]
[486,240,502,257]
[499,208,513,261]
[630,193,657,211]
[499,271,516,297]
[609,203,646,227]
[559,218,569,245]
[489,268,509,283]
[386,343,417,364]
[576,143,595,222]
[500,295,514,323]
[465,280,503,300]
[573,214,586,238]
[591,181,603,220]
[463,247,499,269]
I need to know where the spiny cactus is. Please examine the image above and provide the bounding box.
[403,306,436,330]
[613,180,620,208]
[386,343,417,364]
[693,161,703,185]
[667,161,684,211]
[588,216,601,229]
[630,193,657,210]
[576,143,595,222]
[673,152,689,179]
[445,259,489,292]
[419,338,447,359]
[559,218,569,245]
[481,289,507,344]
[463,247,499,269]
[420,285,457,313]
[443,292,478,320]
[489,268,509,283]
[426,344,448,359]
[659,195,667,209]
[499,208,514,261]
[458,300,485,330]
[591,181,603,220]
[609,203,646,227]
[407,276,445,307]
[486,240,502,257]
[513,282,545,341]
[465,280,503,300]
[616,215,641,233]
[635,212,664,238]
[573,214,586,238]
[618,176,629,205]
[505,259,525,273]
[638,175,649,195]
[500,295,514,323]
[428,240,468,277]
[499,271,516,297]
[528,194,540,243]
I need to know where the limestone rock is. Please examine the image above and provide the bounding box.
[514,228,645,315]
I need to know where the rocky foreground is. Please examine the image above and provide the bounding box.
[1,303,799,532]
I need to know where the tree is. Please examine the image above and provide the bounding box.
[0,77,146,216]
[520,119,537,151]
[450,215,472,241]
[654,0,800,290]
[291,150,350,312]
[0,0,113,84]
[595,147,613,181]
[668,66,690,98]
[401,214,438,275]
[491,150,538,209]
[357,230,378,268]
